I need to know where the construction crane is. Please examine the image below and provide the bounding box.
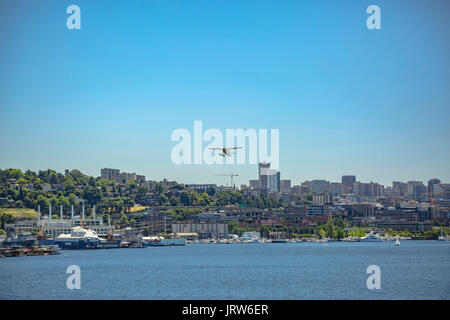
[215,172,239,189]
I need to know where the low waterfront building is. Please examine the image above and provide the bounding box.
[173,232,199,240]
[5,217,114,238]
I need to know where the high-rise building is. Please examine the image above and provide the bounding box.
[101,168,120,182]
[262,170,280,192]
[342,175,356,193]
[258,162,271,180]
[329,182,345,196]
[428,178,441,196]
[136,175,146,184]
[280,180,291,194]
[393,181,408,197]
[407,181,425,199]
[119,172,137,182]
[258,162,280,192]
[309,180,330,193]
[292,184,310,194]
[352,182,383,197]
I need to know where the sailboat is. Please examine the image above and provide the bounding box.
[395,236,400,246]
[322,233,329,246]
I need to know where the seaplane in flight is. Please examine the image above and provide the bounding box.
[209,147,243,157]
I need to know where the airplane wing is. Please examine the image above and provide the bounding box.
[209,148,223,150]
[228,147,243,149]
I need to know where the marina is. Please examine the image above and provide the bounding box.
[2,227,441,257]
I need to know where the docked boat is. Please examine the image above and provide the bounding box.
[141,236,186,247]
[99,238,121,248]
[98,232,122,249]
[4,233,37,248]
[54,226,100,249]
[97,217,121,248]
[162,238,186,246]
[438,230,448,241]
[359,233,384,242]
[271,239,288,243]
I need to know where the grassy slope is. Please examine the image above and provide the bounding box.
[0,208,38,219]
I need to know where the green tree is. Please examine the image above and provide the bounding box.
[0,212,15,230]
[158,193,168,206]
[169,196,180,206]
[180,191,192,206]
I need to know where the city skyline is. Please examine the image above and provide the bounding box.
[4,165,446,191]
[1,0,449,187]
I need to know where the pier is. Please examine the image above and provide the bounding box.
[0,245,60,258]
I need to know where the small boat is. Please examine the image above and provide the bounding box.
[271,239,288,243]
[120,241,131,248]
[395,236,400,246]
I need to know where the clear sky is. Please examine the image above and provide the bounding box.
[1,0,449,187]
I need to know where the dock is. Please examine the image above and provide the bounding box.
[0,245,60,258]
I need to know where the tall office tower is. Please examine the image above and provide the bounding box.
[259,162,280,192]
[428,178,441,197]
[392,181,408,197]
[267,171,280,192]
[406,181,426,200]
[280,180,292,194]
[101,168,120,182]
[341,175,356,193]
[259,162,271,181]
[310,180,330,193]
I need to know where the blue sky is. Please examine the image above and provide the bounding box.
[1,0,449,186]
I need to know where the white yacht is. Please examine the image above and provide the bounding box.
[359,233,384,242]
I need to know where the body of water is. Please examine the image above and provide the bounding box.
[1,241,449,299]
